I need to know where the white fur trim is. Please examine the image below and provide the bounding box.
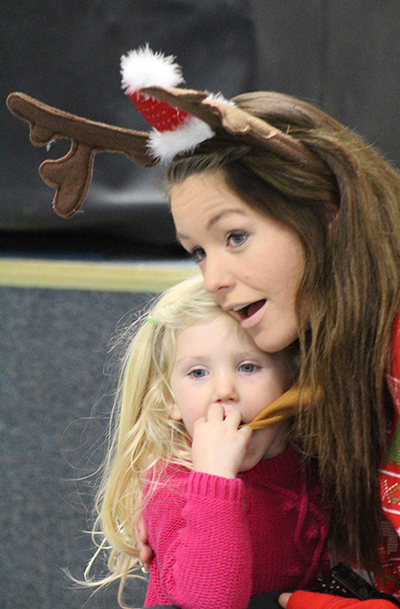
[205,92,236,107]
[148,117,215,163]
[121,44,184,93]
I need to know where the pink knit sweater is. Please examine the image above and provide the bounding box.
[143,445,330,609]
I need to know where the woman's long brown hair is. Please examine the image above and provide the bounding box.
[167,91,400,573]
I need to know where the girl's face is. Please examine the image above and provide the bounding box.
[169,315,289,471]
[170,171,306,353]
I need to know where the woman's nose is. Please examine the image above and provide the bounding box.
[202,254,234,294]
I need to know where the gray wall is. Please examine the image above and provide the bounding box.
[0,286,151,608]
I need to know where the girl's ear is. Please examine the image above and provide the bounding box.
[170,403,183,421]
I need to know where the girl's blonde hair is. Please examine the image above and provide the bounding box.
[166,91,400,573]
[84,274,237,603]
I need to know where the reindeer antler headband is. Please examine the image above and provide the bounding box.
[6,45,325,219]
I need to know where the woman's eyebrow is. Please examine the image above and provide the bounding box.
[176,209,247,241]
[206,209,247,230]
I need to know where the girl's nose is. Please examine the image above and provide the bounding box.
[212,371,239,405]
[202,253,234,294]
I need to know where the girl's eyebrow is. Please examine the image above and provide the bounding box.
[176,350,265,364]
[176,209,247,242]
[175,355,208,364]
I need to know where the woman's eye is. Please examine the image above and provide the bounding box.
[227,231,247,247]
[191,247,206,263]
[189,368,208,379]
[239,363,259,374]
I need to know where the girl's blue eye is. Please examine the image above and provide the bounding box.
[192,247,206,263]
[227,231,247,246]
[239,363,259,373]
[189,368,208,379]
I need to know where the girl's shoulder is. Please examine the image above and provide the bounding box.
[148,460,191,478]
[144,461,192,498]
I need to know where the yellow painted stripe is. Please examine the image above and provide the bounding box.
[0,258,198,293]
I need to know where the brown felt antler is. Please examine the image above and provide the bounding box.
[6,92,156,218]
[7,84,326,218]
[141,85,325,171]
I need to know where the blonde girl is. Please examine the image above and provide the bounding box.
[84,274,329,609]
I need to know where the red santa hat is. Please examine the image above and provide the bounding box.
[120,45,227,163]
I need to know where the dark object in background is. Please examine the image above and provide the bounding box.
[314,562,400,607]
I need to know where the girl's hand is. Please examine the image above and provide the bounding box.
[135,515,153,571]
[279,591,397,608]
[191,403,253,478]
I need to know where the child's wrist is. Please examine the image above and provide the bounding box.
[188,469,244,502]
[192,463,237,478]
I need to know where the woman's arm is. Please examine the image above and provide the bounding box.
[280,591,397,608]
[135,515,153,571]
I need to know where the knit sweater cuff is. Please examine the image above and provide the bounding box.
[187,470,244,503]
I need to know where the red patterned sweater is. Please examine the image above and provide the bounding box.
[143,445,330,609]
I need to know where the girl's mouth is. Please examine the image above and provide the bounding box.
[236,299,266,320]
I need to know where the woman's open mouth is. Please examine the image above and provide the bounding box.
[235,299,266,320]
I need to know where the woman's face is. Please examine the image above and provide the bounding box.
[170,170,306,353]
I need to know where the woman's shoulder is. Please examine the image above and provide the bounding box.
[388,310,400,413]
[391,310,400,380]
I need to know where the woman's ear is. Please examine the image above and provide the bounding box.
[170,403,183,421]
[327,203,339,235]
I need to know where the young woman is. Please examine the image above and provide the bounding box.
[160,91,400,608]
